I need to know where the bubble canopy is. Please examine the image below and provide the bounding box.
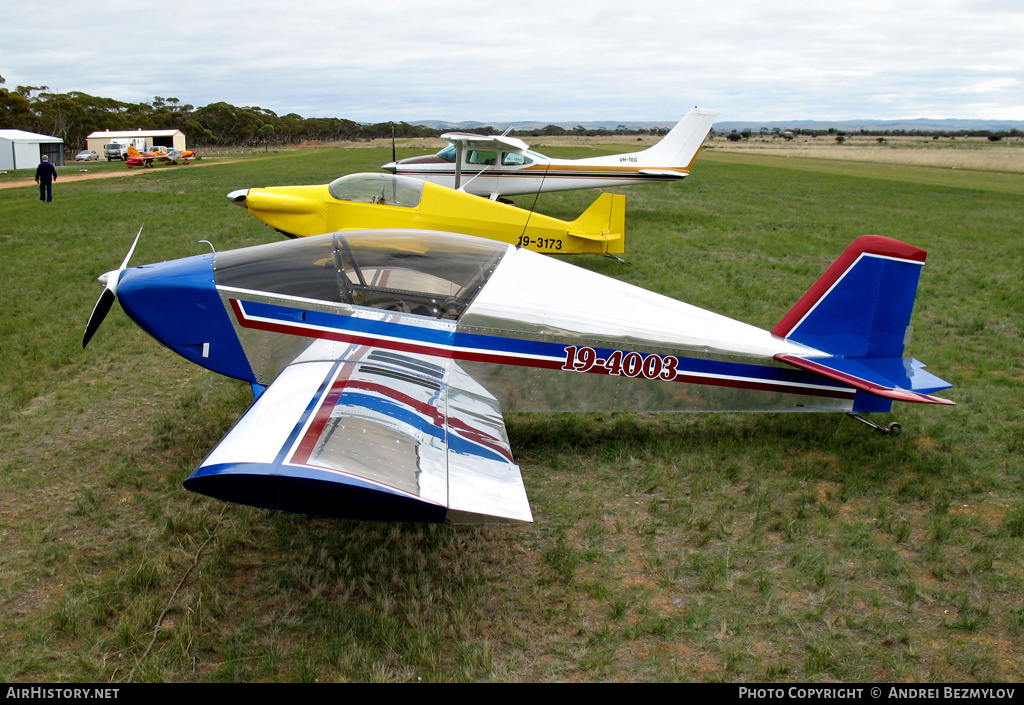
[327,173,425,208]
[213,230,509,320]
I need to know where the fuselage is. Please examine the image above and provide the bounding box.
[382,157,690,197]
[382,107,719,199]
[229,173,625,255]
[113,229,857,416]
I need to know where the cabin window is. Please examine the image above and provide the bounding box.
[467,150,497,165]
[437,144,456,162]
[501,153,533,166]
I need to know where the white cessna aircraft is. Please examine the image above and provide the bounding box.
[382,107,718,200]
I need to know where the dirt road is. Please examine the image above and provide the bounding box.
[0,159,237,190]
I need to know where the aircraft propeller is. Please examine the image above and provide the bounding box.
[82,225,143,349]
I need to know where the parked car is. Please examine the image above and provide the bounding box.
[75,150,99,161]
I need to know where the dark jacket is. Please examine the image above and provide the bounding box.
[35,161,58,183]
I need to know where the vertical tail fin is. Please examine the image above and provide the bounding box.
[566,193,626,254]
[634,107,719,168]
[773,235,925,359]
[773,236,953,409]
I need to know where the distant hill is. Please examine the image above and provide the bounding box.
[714,118,1024,133]
[414,120,681,132]
[413,118,1024,134]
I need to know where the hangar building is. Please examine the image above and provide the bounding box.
[0,129,65,170]
[86,129,187,155]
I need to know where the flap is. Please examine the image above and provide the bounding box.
[186,340,532,523]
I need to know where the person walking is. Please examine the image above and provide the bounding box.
[35,154,58,202]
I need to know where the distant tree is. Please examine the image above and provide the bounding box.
[835,135,846,144]
[257,124,276,151]
[726,132,742,142]
[0,75,34,128]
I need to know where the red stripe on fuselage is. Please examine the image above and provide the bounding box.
[229,299,853,400]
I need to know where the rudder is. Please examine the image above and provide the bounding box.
[773,235,926,359]
[772,236,953,410]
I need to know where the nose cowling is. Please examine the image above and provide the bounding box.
[117,253,255,383]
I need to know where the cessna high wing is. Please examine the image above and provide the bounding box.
[126,145,196,168]
[382,108,718,200]
[84,229,952,524]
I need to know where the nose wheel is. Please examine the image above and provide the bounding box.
[848,413,902,435]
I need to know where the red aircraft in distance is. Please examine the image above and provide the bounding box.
[125,145,197,168]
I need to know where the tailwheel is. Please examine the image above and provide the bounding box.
[848,413,902,435]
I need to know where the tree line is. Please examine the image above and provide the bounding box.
[0,76,438,150]
[721,126,1022,142]
[1,76,678,152]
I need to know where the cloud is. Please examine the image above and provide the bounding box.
[3,0,1021,121]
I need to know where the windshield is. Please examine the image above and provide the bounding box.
[327,173,425,208]
[214,230,508,320]
[437,144,456,162]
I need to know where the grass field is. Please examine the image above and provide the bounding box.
[1,142,1022,682]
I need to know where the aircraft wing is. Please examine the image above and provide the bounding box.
[440,132,531,155]
[185,340,532,524]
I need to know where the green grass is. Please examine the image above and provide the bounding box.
[1,144,1023,682]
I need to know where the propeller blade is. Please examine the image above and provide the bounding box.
[82,287,115,349]
[119,225,144,272]
[82,225,144,349]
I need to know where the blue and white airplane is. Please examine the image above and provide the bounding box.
[84,230,953,524]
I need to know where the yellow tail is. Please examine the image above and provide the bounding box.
[566,193,626,254]
[127,145,142,157]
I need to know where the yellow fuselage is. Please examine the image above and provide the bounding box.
[237,180,624,255]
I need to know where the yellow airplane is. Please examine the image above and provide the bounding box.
[227,172,625,257]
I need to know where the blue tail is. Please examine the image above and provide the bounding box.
[773,236,954,412]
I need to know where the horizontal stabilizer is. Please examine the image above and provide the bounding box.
[638,168,688,179]
[776,354,955,405]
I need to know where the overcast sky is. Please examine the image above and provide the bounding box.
[2,0,1021,124]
